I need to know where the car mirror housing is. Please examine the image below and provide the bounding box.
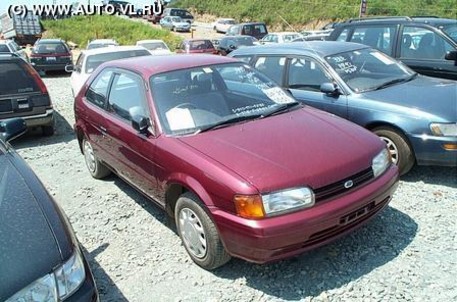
[65,64,74,73]
[131,114,151,135]
[320,82,341,96]
[444,50,457,61]
[0,118,27,142]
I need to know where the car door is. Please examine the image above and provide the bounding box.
[397,26,457,80]
[103,70,161,201]
[285,56,348,118]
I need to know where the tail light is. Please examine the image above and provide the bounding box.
[22,62,49,95]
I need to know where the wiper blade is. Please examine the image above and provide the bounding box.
[195,114,262,134]
[375,78,409,90]
[261,102,302,118]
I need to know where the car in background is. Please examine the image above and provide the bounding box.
[0,39,29,62]
[0,118,98,302]
[226,22,268,40]
[30,39,72,73]
[162,7,194,24]
[0,54,55,135]
[328,16,457,80]
[160,16,191,32]
[66,46,151,96]
[74,54,398,270]
[260,32,303,44]
[176,39,217,54]
[213,18,236,33]
[86,39,119,50]
[216,35,257,56]
[229,41,457,174]
[136,39,171,55]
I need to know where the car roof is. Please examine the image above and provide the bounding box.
[81,45,149,56]
[89,39,117,44]
[340,16,457,26]
[231,41,369,57]
[0,53,22,60]
[36,39,64,43]
[222,35,254,39]
[101,54,238,76]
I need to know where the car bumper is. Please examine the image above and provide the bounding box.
[410,134,457,166]
[66,250,99,302]
[31,63,70,71]
[212,165,399,264]
[21,109,54,127]
[176,28,191,32]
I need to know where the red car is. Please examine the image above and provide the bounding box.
[74,55,399,270]
[176,39,218,54]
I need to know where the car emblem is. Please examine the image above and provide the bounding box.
[344,180,354,189]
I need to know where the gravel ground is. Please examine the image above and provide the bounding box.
[11,74,457,302]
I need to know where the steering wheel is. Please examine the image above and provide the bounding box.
[174,102,197,110]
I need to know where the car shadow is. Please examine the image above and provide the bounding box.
[80,244,129,301]
[10,110,75,149]
[39,70,71,78]
[401,165,457,188]
[210,206,417,299]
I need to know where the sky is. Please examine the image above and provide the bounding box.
[0,0,158,17]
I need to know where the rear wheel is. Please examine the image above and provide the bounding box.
[82,138,111,179]
[175,192,231,270]
[373,127,415,175]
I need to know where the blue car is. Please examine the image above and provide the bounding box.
[229,41,457,175]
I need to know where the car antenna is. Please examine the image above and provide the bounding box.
[278,14,300,33]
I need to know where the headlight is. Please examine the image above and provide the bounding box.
[430,123,457,136]
[262,187,315,216]
[372,148,391,178]
[7,250,86,302]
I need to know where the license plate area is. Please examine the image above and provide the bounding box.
[340,201,376,225]
[46,56,57,61]
[15,98,31,111]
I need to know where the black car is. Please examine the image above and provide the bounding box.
[216,35,257,56]
[328,16,457,80]
[226,22,268,40]
[30,39,73,73]
[0,118,98,301]
[0,54,55,135]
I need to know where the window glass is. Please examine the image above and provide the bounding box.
[442,24,457,43]
[233,56,252,63]
[336,28,349,42]
[35,42,68,54]
[86,70,113,108]
[0,45,10,52]
[349,26,395,55]
[74,53,84,73]
[0,61,39,95]
[287,57,331,91]
[254,56,286,84]
[85,49,149,73]
[108,73,146,121]
[402,27,453,59]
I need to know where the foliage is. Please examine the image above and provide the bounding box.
[41,15,182,49]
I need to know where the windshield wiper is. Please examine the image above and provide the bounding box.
[195,114,262,134]
[260,102,302,118]
[375,74,417,91]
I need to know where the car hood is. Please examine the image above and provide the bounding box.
[178,107,384,192]
[362,75,457,121]
[0,155,61,300]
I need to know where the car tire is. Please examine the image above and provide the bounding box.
[42,125,54,136]
[175,192,231,270]
[82,138,111,179]
[373,127,415,175]
[172,26,175,32]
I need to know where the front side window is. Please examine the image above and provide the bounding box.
[287,57,332,91]
[86,70,113,108]
[107,73,147,121]
[402,27,454,59]
[325,48,415,93]
[150,63,299,136]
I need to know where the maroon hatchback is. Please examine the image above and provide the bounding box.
[74,55,399,270]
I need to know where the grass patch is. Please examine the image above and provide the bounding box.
[41,15,182,50]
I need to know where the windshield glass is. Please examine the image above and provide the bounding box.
[140,42,168,50]
[442,24,457,43]
[171,17,182,22]
[0,61,39,95]
[150,62,298,136]
[35,42,68,54]
[325,48,415,93]
[235,37,255,46]
[85,49,150,73]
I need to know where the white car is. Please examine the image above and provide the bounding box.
[0,39,29,62]
[86,39,119,50]
[136,39,172,55]
[66,46,151,96]
[260,32,303,44]
[212,18,236,33]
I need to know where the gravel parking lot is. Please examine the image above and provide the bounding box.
[12,74,457,302]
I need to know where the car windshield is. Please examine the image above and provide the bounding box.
[150,62,300,136]
[0,45,10,52]
[87,42,117,50]
[442,24,457,43]
[234,37,255,46]
[0,61,39,95]
[171,17,182,22]
[283,34,301,42]
[188,40,214,50]
[35,42,68,54]
[140,42,168,50]
[325,48,416,93]
[85,49,150,73]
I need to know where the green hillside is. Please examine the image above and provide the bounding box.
[175,0,457,27]
[41,15,182,49]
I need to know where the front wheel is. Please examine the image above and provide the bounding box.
[175,192,231,270]
[373,127,415,175]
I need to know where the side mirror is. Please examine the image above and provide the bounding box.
[229,44,236,50]
[444,50,457,61]
[0,118,27,142]
[130,110,151,135]
[65,64,74,72]
[320,82,342,97]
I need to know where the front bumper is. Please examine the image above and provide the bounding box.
[212,165,399,264]
[66,248,98,302]
[410,134,457,166]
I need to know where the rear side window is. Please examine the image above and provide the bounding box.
[85,50,150,73]
[86,70,113,108]
[0,61,39,95]
[0,45,10,52]
[243,24,267,36]
[350,26,396,55]
[35,42,69,54]
[254,56,286,85]
[336,28,350,42]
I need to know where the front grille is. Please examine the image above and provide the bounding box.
[314,167,374,202]
[0,100,13,113]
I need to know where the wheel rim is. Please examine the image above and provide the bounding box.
[380,136,399,164]
[83,140,96,173]
[179,208,207,258]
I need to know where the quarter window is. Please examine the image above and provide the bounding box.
[107,73,147,121]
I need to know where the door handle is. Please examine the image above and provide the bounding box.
[99,126,107,135]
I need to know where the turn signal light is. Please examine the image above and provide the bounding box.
[443,143,457,151]
[234,194,265,219]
